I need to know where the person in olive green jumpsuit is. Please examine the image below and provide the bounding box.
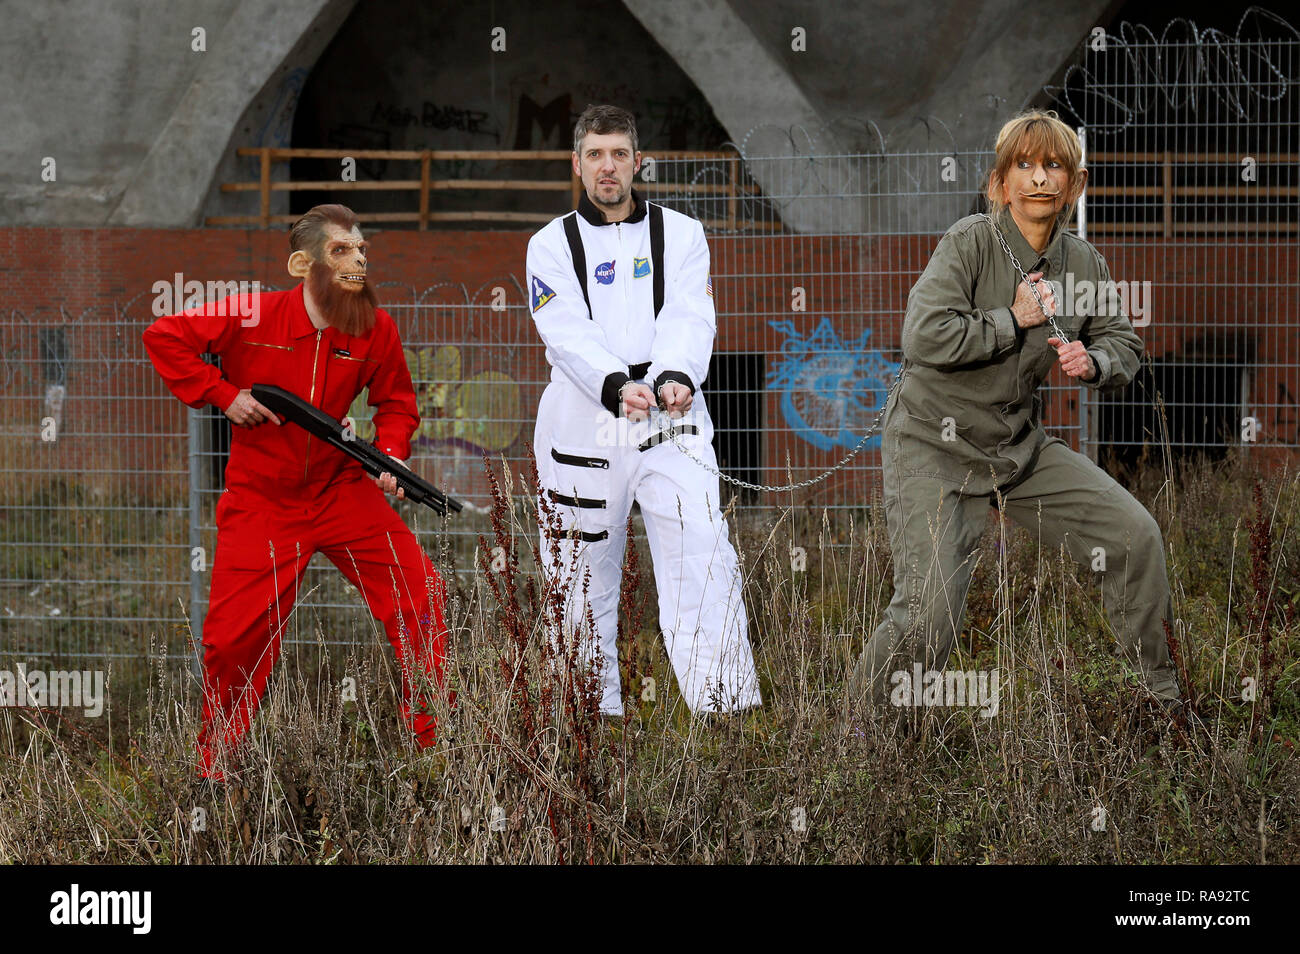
[858,110,1181,704]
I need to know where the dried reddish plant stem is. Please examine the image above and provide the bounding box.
[479,456,537,753]
[1246,481,1277,742]
[1162,618,1195,716]
[474,448,605,861]
[618,514,646,717]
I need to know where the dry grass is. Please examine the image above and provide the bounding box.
[0,452,1296,864]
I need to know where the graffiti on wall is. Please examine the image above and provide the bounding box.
[508,75,726,150]
[255,67,307,149]
[244,67,307,179]
[510,88,572,149]
[767,318,900,452]
[369,100,494,136]
[346,344,523,456]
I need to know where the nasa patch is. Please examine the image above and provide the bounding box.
[633,256,651,279]
[530,276,556,312]
[594,261,616,285]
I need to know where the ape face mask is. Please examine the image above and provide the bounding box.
[288,223,378,337]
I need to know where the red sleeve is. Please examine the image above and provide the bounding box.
[142,299,244,411]
[366,310,420,461]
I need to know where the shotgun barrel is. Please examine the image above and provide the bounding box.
[251,383,462,516]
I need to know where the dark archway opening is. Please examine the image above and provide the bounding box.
[288,0,729,227]
[709,352,765,504]
[1096,330,1253,480]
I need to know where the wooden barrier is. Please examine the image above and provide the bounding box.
[1087,151,1298,236]
[209,148,1298,236]
[207,147,762,230]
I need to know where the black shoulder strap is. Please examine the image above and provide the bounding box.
[649,202,665,318]
[561,212,592,318]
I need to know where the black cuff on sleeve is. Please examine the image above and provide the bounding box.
[601,371,631,416]
[1010,310,1027,344]
[653,370,696,397]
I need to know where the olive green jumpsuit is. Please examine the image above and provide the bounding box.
[860,209,1180,702]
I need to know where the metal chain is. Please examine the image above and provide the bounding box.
[980,213,1071,344]
[655,371,904,494]
[655,214,1062,495]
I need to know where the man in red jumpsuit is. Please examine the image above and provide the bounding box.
[143,204,448,780]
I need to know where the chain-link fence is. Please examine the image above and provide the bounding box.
[3,15,1297,663]
[1,307,192,659]
[1046,11,1300,468]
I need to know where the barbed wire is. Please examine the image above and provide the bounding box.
[1047,6,1300,134]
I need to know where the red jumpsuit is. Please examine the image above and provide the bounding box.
[143,285,448,777]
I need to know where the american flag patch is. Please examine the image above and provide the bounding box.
[705,274,713,297]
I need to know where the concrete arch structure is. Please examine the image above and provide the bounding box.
[1,0,1109,229]
[622,0,1112,232]
[1,0,354,227]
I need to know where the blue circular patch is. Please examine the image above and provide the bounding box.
[594,261,615,285]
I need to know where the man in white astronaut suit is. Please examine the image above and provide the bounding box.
[526,104,762,716]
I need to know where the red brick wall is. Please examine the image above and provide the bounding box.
[0,227,1293,505]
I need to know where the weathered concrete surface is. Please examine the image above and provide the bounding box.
[0,0,353,227]
[622,0,1115,231]
[2,0,1110,230]
[265,0,731,226]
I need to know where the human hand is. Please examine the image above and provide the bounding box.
[1047,337,1096,380]
[621,382,656,421]
[658,382,694,418]
[224,389,281,428]
[1012,271,1055,329]
[375,469,406,499]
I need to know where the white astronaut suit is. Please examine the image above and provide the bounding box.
[527,188,762,715]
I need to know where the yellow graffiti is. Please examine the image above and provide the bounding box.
[346,345,521,452]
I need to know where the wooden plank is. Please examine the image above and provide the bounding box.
[204,211,781,229]
[419,151,430,231]
[235,147,738,161]
[1082,222,1166,233]
[640,151,742,160]
[221,177,761,197]
[1089,151,1300,163]
[1172,185,1300,197]
[728,157,738,231]
[425,211,558,223]
[237,147,425,160]
[212,211,428,225]
[235,145,743,160]
[225,180,424,191]
[698,218,780,232]
[1063,185,1297,198]
[1081,221,1299,235]
[222,178,573,192]
[1085,186,1167,196]
[421,150,570,160]
[259,148,271,228]
[1162,153,1173,238]
[205,214,299,226]
[428,179,569,191]
[637,181,757,195]
[1172,221,1300,234]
